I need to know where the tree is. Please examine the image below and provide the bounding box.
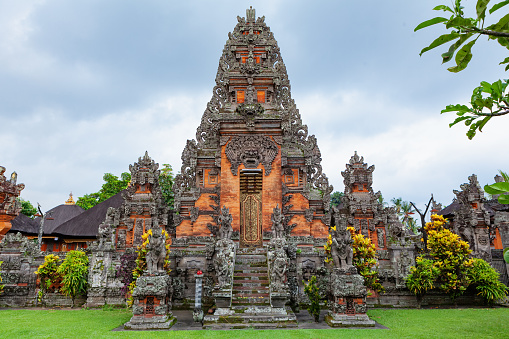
[416,1,509,139]
[160,164,175,209]
[330,191,344,208]
[17,198,37,218]
[391,197,417,233]
[57,250,89,307]
[76,172,131,210]
[484,170,509,203]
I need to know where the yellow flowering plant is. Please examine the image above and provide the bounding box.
[126,227,171,307]
[407,214,508,302]
[324,225,384,293]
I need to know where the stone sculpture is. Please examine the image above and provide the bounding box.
[271,205,285,239]
[330,225,353,270]
[146,228,166,275]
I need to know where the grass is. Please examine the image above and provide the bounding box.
[0,308,508,338]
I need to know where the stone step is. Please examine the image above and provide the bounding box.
[233,286,269,293]
[234,264,268,270]
[235,254,267,261]
[233,292,269,298]
[234,272,268,278]
[233,282,269,289]
[236,248,267,255]
[231,299,270,305]
[233,279,269,285]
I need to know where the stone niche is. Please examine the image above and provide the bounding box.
[124,274,176,330]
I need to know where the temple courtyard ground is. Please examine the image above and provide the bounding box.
[0,307,508,338]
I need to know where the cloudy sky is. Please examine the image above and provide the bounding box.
[1,0,508,213]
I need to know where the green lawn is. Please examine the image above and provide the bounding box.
[0,308,508,338]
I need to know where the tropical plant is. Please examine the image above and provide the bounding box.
[484,170,509,204]
[303,275,321,322]
[391,197,417,232]
[406,214,508,302]
[347,227,385,293]
[56,250,89,307]
[76,172,131,210]
[115,251,138,297]
[415,0,509,139]
[467,258,508,303]
[126,228,171,307]
[34,254,62,302]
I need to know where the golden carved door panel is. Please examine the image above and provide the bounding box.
[240,171,263,247]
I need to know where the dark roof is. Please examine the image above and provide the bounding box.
[33,204,85,234]
[439,201,460,217]
[52,191,124,238]
[10,213,39,234]
[439,199,509,219]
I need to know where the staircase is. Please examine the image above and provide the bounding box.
[232,247,271,308]
[203,246,297,329]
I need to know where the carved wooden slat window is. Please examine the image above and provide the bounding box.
[237,90,245,103]
[240,171,263,193]
[257,90,265,103]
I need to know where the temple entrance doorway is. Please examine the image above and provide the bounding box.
[239,169,263,247]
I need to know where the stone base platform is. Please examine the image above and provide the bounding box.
[124,315,177,330]
[203,305,297,329]
[325,313,375,327]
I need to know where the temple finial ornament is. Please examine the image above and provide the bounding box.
[65,192,75,205]
[246,6,255,22]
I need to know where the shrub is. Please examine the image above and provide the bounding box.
[407,214,508,303]
[57,250,89,306]
[467,258,508,303]
[406,257,439,297]
[303,275,321,322]
[34,254,62,302]
[347,227,385,293]
[116,251,137,297]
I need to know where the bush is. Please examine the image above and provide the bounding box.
[406,257,439,297]
[116,251,137,297]
[34,254,62,302]
[406,214,508,303]
[467,258,508,303]
[57,250,89,306]
[303,276,321,322]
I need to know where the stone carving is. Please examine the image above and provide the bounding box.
[214,240,235,289]
[190,207,199,224]
[451,174,492,262]
[377,228,385,248]
[225,135,278,176]
[330,223,353,270]
[0,166,25,240]
[271,205,285,239]
[236,102,264,131]
[146,228,167,276]
[218,206,233,240]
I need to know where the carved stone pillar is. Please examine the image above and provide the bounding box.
[0,167,25,241]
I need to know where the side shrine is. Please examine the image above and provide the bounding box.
[0,7,508,330]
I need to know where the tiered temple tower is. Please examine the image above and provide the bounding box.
[172,7,332,246]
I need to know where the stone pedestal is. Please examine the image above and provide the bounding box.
[124,274,176,330]
[325,267,375,327]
